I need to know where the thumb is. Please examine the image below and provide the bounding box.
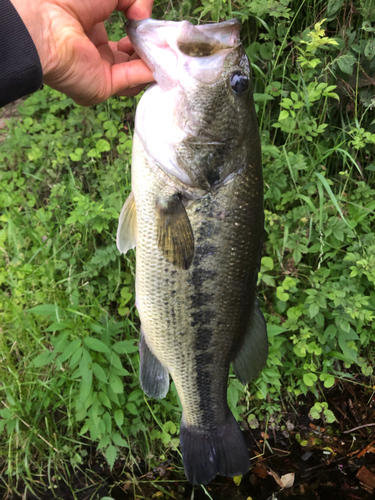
[110,58,154,95]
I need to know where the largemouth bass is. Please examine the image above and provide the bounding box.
[117,18,268,485]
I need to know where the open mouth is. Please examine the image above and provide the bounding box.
[126,19,241,89]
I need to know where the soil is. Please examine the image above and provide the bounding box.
[1,378,375,500]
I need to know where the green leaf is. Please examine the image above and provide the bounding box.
[320,374,335,388]
[98,435,111,450]
[261,256,274,271]
[309,303,319,318]
[163,421,177,435]
[324,409,336,423]
[84,337,110,353]
[78,378,92,407]
[79,353,92,384]
[303,373,318,387]
[114,409,124,428]
[112,340,138,354]
[364,39,375,60]
[315,173,353,228]
[128,389,143,402]
[105,445,117,469]
[28,304,61,320]
[336,53,356,75]
[279,110,289,121]
[93,363,108,383]
[228,383,239,409]
[267,324,287,337]
[276,286,289,302]
[253,93,274,102]
[327,0,343,17]
[109,373,124,394]
[32,351,56,367]
[98,391,112,408]
[58,339,82,363]
[126,402,138,415]
[70,347,83,368]
[96,139,111,153]
[112,432,129,447]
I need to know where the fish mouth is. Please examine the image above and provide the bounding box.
[126,19,241,89]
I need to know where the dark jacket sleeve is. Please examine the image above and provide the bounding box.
[0,0,43,107]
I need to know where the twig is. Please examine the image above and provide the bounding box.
[343,423,375,434]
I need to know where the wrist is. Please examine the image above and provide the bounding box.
[9,0,54,76]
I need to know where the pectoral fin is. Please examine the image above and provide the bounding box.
[232,299,268,384]
[156,195,194,270]
[117,191,137,254]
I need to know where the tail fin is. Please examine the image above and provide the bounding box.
[179,412,249,485]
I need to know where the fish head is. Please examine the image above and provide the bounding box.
[127,19,260,190]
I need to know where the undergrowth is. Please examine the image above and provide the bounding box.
[0,0,374,496]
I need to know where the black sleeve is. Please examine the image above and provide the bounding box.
[0,0,43,108]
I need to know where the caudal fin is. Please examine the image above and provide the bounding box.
[179,412,249,485]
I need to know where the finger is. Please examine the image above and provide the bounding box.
[69,2,118,32]
[108,41,119,52]
[118,36,135,55]
[113,50,131,64]
[117,83,149,97]
[111,58,154,95]
[130,52,140,61]
[117,0,154,20]
[97,43,116,64]
[87,22,108,47]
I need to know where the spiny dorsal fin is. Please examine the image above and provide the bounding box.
[232,299,268,384]
[139,327,170,399]
[156,194,194,270]
[117,191,137,254]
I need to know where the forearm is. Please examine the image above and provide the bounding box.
[0,0,43,107]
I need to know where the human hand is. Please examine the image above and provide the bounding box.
[10,0,155,105]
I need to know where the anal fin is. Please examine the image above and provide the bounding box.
[232,299,268,384]
[139,328,169,399]
[117,191,137,254]
[156,194,194,270]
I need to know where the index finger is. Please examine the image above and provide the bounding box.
[117,0,154,20]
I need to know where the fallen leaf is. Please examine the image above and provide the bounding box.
[358,440,375,458]
[301,451,313,461]
[356,466,375,489]
[233,475,242,486]
[253,466,268,478]
[261,432,270,439]
[269,469,295,489]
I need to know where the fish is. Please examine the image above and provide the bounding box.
[117,18,268,485]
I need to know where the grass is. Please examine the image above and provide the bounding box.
[1,0,375,497]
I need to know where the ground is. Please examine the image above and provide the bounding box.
[1,377,374,500]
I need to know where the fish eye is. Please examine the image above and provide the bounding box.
[229,71,249,94]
